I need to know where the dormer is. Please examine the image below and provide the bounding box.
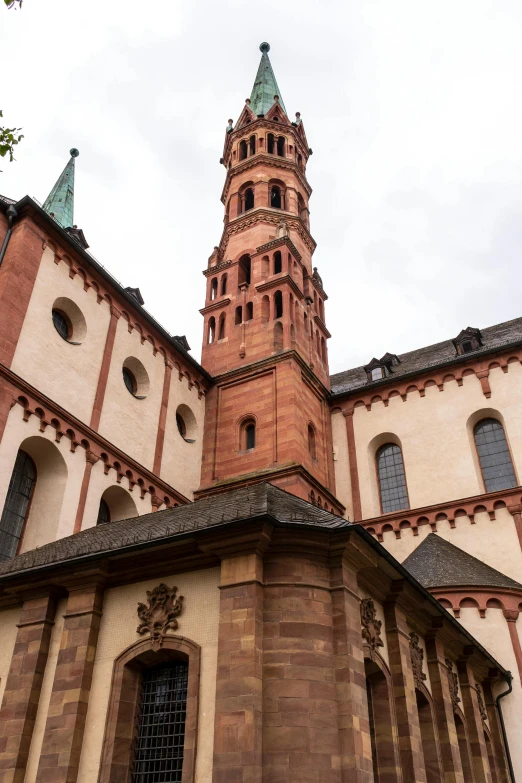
[453,327,482,356]
[364,353,400,382]
[124,287,145,306]
[380,352,400,369]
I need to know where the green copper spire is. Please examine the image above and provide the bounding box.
[249,43,287,116]
[43,148,79,228]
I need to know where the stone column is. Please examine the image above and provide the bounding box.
[425,629,465,783]
[506,503,522,552]
[35,580,104,783]
[0,590,57,783]
[384,590,427,782]
[502,609,522,681]
[330,534,378,782]
[457,656,492,783]
[342,407,362,521]
[153,359,173,475]
[73,450,100,533]
[482,679,510,783]
[90,304,121,431]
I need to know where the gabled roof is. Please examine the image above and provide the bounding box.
[402,533,522,590]
[249,43,287,117]
[330,316,522,396]
[0,483,349,579]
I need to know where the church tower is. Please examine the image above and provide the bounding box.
[197,43,343,514]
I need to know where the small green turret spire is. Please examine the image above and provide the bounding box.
[43,148,79,228]
[249,43,287,117]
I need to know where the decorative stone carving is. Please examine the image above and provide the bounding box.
[476,684,488,722]
[445,658,461,709]
[137,583,184,651]
[361,598,384,650]
[276,218,289,238]
[409,632,427,687]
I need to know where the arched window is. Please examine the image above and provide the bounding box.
[297,153,303,170]
[245,302,253,321]
[0,450,36,561]
[319,299,325,321]
[308,424,317,459]
[249,135,256,156]
[52,308,71,341]
[270,186,282,209]
[239,139,248,160]
[267,133,275,154]
[244,187,254,211]
[273,321,284,351]
[210,278,218,300]
[473,418,517,492]
[238,254,251,286]
[274,290,283,318]
[97,498,111,526]
[218,314,226,340]
[321,336,327,362]
[132,661,188,780]
[376,443,409,514]
[235,305,243,325]
[261,255,270,278]
[208,316,216,344]
[274,251,282,274]
[240,419,256,450]
[220,273,227,295]
[277,136,285,156]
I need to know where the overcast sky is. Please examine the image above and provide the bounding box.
[2,0,522,374]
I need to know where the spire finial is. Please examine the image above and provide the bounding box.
[250,43,286,116]
[42,148,79,229]
[259,42,270,53]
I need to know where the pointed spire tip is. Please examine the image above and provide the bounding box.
[259,42,270,53]
[70,148,79,158]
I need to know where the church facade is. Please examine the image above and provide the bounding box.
[0,43,520,783]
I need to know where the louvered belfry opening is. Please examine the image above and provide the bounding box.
[131,661,188,783]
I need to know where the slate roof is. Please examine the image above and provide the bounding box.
[402,533,522,590]
[0,483,349,580]
[330,317,522,396]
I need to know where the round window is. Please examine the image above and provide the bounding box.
[175,404,197,442]
[52,309,71,341]
[51,297,87,344]
[122,367,137,395]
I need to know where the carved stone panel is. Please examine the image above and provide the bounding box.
[409,632,427,688]
[137,583,184,651]
[361,598,384,650]
[446,658,461,710]
[476,684,488,722]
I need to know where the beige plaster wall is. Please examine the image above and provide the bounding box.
[11,246,110,423]
[332,365,522,520]
[457,607,522,782]
[161,377,205,499]
[24,599,67,783]
[0,407,85,548]
[77,567,220,783]
[0,607,21,708]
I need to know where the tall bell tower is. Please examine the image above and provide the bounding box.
[197,43,343,514]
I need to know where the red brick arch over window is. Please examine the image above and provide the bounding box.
[98,635,200,783]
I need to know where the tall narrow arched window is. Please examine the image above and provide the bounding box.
[210,277,218,300]
[249,135,256,156]
[308,424,317,459]
[274,251,282,274]
[261,296,270,323]
[274,290,283,318]
[473,418,517,492]
[132,661,188,781]
[267,133,275,154]
[376,443,409,514]
[220,273,227,295]
[273,321,284,351]
[238,254,251,286]
[208,316,216,344]
[239,139,248,160]
[240,419,256,451]
[245,302,253,321]
[277,136,285,156]
[0,450,37,561]
[218,314,226,340]
[235,305,243,325]
[244,187,254,211]
[270,186,282,209]
[97,498,111,526]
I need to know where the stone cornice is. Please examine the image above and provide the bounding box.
[313,315,331,338]
[199,297,231,316]
[255,274,304,300]
[220,152,312,204]
[1,363,190,507]
[203,259,233,278]
[256,235,302,262]
[219,208,316,259]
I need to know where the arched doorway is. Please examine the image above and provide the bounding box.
[365,657,401,782]
[416,688,443,783]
